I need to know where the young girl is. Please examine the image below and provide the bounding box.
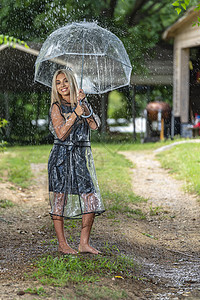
[48,69,105,255]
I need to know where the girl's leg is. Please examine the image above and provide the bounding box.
[52,216,77,254]
[52,192,77,254]
[79,213,99,254]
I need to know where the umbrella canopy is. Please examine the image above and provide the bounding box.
[34,21,132,94]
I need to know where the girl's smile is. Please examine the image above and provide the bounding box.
[56,73,70,99]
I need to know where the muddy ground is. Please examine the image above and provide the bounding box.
[0,149,200,299]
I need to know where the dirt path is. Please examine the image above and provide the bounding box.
[119,150,200,298]
[1,150,200,299]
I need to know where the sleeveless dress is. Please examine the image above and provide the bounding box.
[48,102,105,219]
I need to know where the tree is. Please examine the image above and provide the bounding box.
[1,0,199,141]
[0,0,188,67]
[1,0,199,67]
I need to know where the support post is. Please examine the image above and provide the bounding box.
[173,44,189,123]
[36,92,40,128]
[131,86,136,141]
[101,93,107,134]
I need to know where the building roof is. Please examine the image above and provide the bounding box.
[0,42,48,93]
[132,45,173,86]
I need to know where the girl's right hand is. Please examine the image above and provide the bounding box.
[74,101,84,116]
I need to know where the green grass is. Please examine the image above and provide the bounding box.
[0,145,51,188]
[157,143,200,195]
[31,252,136,287]
[0,199,14,208]
[24,287,46,296]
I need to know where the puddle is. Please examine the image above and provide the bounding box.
[141,257,200,299]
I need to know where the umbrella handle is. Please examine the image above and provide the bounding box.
[81,109,93,118]
[79,99,93,119]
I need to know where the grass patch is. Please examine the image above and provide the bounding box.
[0,199,14,208]
[24,286,46,296]
[31,252,136,287]
[0,145,51,188]
[157,143,200,195]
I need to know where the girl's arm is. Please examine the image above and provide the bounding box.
[51,103,82,141]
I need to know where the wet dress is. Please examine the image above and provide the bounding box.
[48,100,105,219]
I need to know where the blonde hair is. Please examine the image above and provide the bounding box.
[51,69,79,108]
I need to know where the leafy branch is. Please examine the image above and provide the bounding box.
[192,4,200,26]
[0,118,8,152]
[0,34,29,48]
[172,0,191,15]
[172,1,200,27]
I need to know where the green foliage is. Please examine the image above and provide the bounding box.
[0,199,14,208]
[172,0,190,12]
[108,90,131,121]
[192,4,200,26]
[0,0,187,68]
[172,0,200,25]
[0,0,190,136]
[24,287,46,296]
[0,118,8,129]
[0,34,29,47]
[0,92,50,145]
[0,118,8,152]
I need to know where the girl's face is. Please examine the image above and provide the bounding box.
[56,73,70,97]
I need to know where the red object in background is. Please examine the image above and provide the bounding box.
[196,71,200,83]
[193,122,200,128]
[193,113,200,127]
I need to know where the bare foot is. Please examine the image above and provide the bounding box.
[58,243,77,255]
[78,244,100,254]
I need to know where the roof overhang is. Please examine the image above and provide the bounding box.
[0,43,39,56]
[0,43,48,93]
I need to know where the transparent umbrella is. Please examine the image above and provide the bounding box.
[34,21,132,94]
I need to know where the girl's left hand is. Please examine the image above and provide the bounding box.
[77,89,86,102]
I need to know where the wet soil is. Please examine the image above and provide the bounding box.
[0,149,200,299]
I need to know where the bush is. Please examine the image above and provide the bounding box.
[0,118,8,152]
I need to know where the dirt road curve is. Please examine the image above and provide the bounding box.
[120,150,200,299]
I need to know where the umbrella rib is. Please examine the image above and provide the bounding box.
[92,43,100,92]
[37,54,132,69]
[106,56,132,69]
